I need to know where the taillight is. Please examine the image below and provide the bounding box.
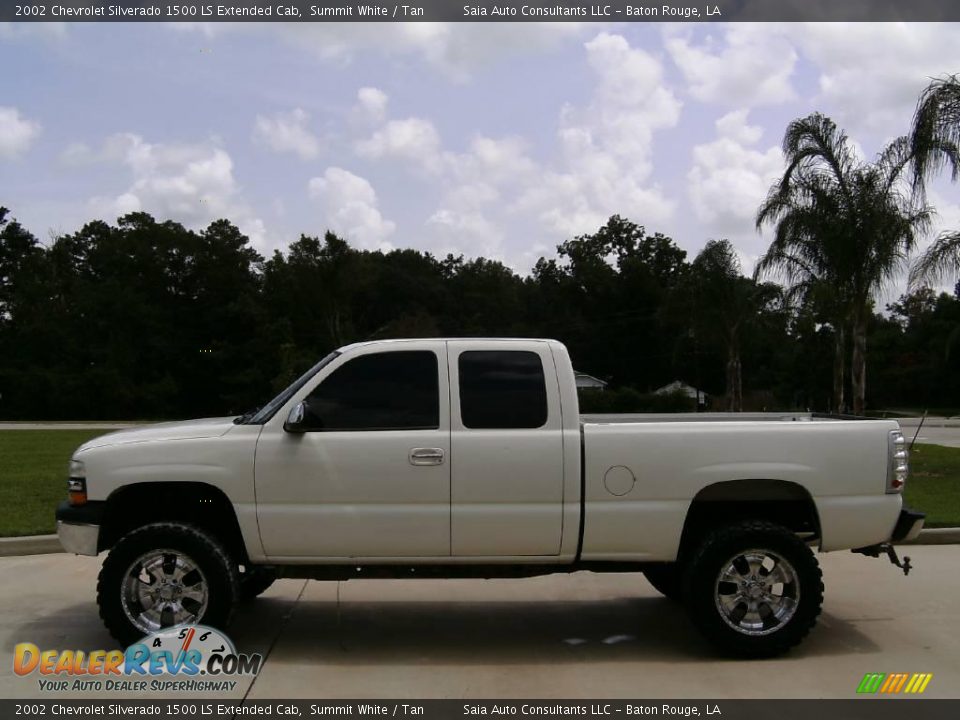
[887,430,909,493]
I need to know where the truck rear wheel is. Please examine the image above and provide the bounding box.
[682,520,823,657]
[97,522,239,646]
[643,564,683,601]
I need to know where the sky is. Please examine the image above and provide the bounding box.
[2,20,960,297]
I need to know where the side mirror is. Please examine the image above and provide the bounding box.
[283,402,307,433]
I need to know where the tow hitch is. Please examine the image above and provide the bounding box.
[853,543,913,576]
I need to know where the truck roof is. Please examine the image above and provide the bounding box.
[337,337,559,353]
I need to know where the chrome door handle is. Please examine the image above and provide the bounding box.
[409,448,445,466]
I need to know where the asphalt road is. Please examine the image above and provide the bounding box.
[899,425,960,448]
[1,546,957,700]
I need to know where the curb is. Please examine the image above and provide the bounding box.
[0,534,63,557]
[0,527,958,558]
[898,528,960,545]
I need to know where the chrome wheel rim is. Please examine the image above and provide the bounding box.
[121,549,209,635]
[714,549,799,636]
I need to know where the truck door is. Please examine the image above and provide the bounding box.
[447,341,565,556]
[254,344,451,559]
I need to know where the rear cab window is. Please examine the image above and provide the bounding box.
[458,350,548,429]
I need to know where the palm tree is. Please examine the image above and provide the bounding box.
[909,75,960,287]
[755,177,850,412]
[756,114,932,415]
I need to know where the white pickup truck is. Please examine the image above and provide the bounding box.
[56,338,924,656]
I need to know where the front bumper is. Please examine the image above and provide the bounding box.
[891,506,926,543]
[55,500,104,556]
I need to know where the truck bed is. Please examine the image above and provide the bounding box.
[577,413,903,560]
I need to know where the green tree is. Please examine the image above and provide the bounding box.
[755,184,850,412]
[529,215,689,389]
[683,240,780,411]
[756,113,932,415]
[909,74,960,286]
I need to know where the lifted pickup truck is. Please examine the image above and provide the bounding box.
[57,338,924,655]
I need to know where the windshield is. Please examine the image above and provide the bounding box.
[245,351,340,425]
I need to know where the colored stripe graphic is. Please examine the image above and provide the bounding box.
[857,672,933,694]
[906,674,934,694]
[857,673,885,693]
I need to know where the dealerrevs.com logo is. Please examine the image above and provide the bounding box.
[14,625,263,692]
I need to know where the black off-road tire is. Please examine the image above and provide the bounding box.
[97,522,239,647]
[239,565,277,601]
[644,563,683,602]
[682,520,823,657]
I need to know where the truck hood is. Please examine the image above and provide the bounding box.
[76,417,237,452]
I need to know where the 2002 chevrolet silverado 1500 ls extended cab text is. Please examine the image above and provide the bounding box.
[56,338,925,655]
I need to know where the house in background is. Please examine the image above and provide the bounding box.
[574,372,608,391]
[654,380,708,408]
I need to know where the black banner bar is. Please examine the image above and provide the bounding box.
[4,0,960,23]
[1,700,958,719]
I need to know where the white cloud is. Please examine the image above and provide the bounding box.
[514,32,682,236]
[0,106,41,159]
[414,137,538,261]
[688,110,783,248]
[664,25,797,108]
[426,208,504,260]
[349,33,684,262]
[252,108,321,160]
[86,132,269,250]
[787,23,960,136]
[355,87,389,124]
[307,167,395,250]
[356,117,444,173]
[171,22,589,81]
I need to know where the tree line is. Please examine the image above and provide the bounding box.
[1,76,960,420]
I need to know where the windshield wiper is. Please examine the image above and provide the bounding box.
[233,407,260,425]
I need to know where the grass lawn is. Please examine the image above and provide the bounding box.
[0,430,107,536]
[904,443,960,528]
[0,430,958,537]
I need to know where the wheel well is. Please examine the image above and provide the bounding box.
[678,480,820,560]
[99,482,247,562]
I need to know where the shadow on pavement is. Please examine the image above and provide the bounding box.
[9,588,881,666]
[261,594,882,665]
[11,591,303,654]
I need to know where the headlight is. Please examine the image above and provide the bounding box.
[68,459,87,506]
[887,430,909,493]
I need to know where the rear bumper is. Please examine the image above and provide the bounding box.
[55,500,105,556]
[891,506,926,543]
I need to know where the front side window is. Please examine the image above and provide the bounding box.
[458,350,548,429]
[303,351,439,431]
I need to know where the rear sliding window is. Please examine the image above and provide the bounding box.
[458,350,548,429]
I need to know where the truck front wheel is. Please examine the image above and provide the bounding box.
[682,520,823,657]
[97,522,239,646]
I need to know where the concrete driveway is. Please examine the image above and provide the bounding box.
[1,546,957,700]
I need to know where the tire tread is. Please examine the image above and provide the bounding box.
[682,519,823,657]
[97,522,239,646]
